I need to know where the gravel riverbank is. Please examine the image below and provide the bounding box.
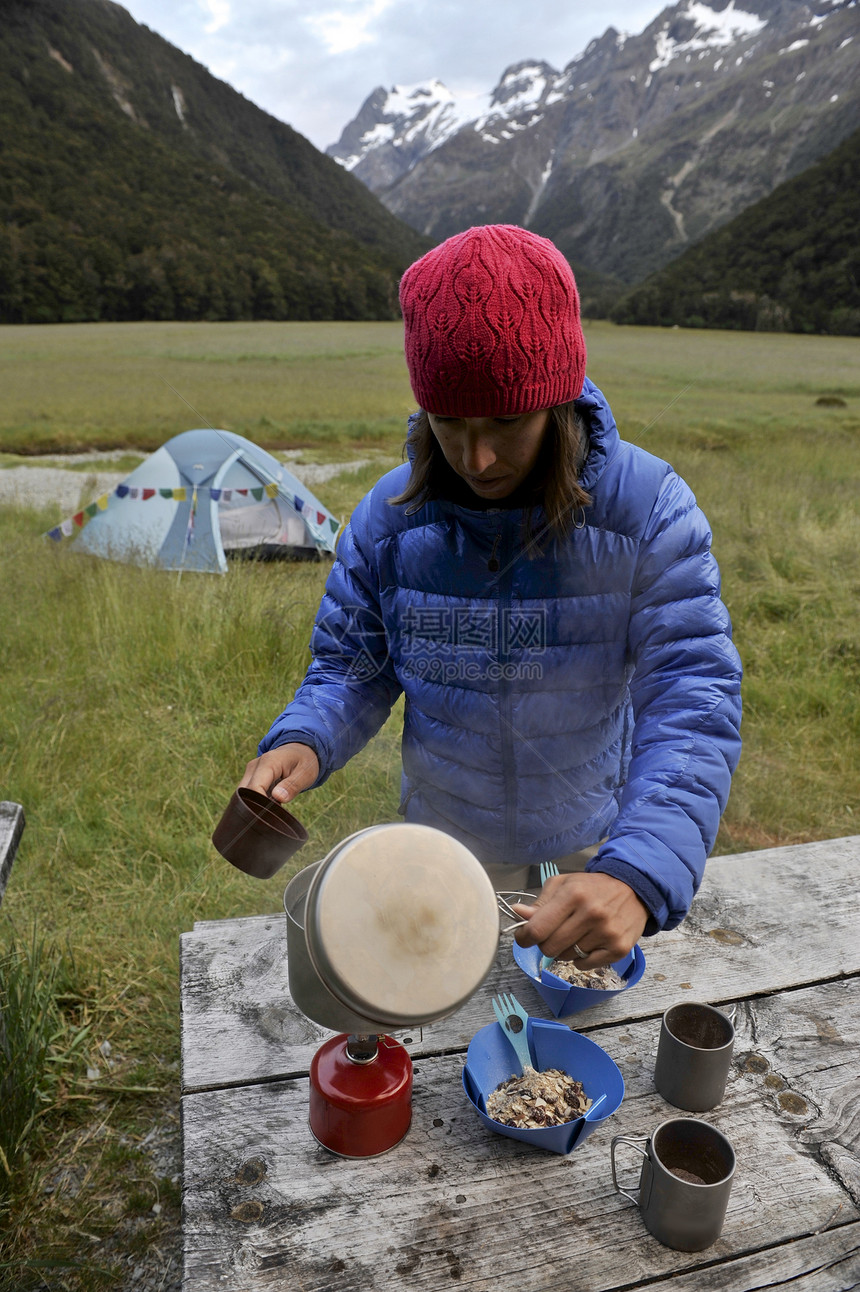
[0,450,373,514]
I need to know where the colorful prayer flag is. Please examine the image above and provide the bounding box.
[97,494,109,510]
[251,487,263,501]
[116,484,129,498]
[142,488,155,501]
[265,483,278,498]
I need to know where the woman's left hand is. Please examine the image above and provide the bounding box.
[512,873,649,967]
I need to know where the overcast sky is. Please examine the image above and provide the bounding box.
[120,0,666,151]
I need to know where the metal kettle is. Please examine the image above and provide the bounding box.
[284,823,501,1034]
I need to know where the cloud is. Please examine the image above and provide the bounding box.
[199,0,231,35]
[305,0,397,56]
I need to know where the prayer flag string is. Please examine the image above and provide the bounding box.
[44,483,340,544]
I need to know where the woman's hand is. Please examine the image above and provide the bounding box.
[512,873,649,967]
[240,744,320,804]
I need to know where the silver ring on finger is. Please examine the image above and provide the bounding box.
[572,943,586,958]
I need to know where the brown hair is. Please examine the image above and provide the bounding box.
[388,402,592,547]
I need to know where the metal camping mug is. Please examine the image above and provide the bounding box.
[654,1001,737,1112]
[611,1118,736,1251]
[212,786,308,879]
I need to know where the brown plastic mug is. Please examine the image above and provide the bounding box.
[212,787,308,879]
[654,1002,736,1112]
[611,1117,736,1251]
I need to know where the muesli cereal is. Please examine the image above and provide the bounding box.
[486,1066,591,1128]
[547,960,625,989]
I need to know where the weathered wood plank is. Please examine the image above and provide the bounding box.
[625,1223,860,1290]
[0,801,25,906]
[181,837,860,1092]
[181,978,860,1292]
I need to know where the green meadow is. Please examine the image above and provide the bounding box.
[0,320,413,458]
[1,319,858,1286]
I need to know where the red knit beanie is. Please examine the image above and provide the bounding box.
[399,224,586,416]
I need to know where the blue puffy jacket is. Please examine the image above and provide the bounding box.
[259,378,742,933]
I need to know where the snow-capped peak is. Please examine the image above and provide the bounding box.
[329,80,492,171]
[649,0,767,73]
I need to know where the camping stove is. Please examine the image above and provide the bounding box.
[284,824,501,1159]
[309,1033,413,1157]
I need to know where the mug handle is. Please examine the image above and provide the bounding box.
[611,1134,649,1205]
[725,1003,737,1025]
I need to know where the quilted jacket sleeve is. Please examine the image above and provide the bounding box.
[257,492,403,782]
[588,468,743,933]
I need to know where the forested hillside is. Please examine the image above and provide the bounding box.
[610,128,860,335]
[0,0,429,324]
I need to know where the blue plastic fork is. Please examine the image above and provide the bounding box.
[491,992,534,1072]
[538,861,560,971]
[584,1093,607,1121]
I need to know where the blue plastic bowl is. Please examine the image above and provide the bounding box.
[512,942,646,1017]
[462,1017,625,1155]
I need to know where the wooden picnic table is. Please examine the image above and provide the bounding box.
[0,800,25,907]
[180,836,860,1291]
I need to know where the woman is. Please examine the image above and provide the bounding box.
[241,224,742,967]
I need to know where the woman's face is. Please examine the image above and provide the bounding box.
[427,410,551,500]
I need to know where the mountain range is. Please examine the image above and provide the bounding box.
[328,0,860,296]
[2,0,857,332]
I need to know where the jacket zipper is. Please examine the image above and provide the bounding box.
[496,522,516,856]
[398,785,417,817]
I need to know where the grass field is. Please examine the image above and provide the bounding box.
[1,319,858,1287]
[1,318,858,458]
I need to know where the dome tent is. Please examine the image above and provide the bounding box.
[46,429,340,573]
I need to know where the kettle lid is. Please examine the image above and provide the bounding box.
[304,823,499,1028]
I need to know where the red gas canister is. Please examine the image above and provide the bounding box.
[309,1034,413,1157]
